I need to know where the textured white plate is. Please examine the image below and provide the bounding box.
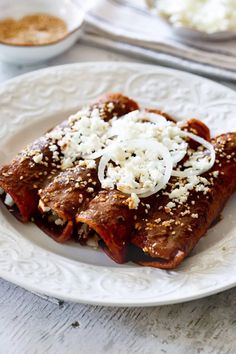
[0,62,236,307]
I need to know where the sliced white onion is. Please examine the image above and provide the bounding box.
[170,141,188,165]
[172,131,215,177]
[84,149,106,160]
[124,110,168,126]
[98,139,173,198]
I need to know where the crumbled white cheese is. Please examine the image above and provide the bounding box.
[61,157,74,170]
[212,171,219,178]
[48,130,63,141]
[33,153,43,164]
[127,193,140,209]
[183,150,211,173]
[168,176,209,205]
[86,235,99,248]
[55,218,64,226]
[107,102,115,110]
[38,199,51,213]
[49,144,58,152]
[78,159,96,169]
[180,210,191,216]
[47,107,110,170]
[4,194,14,207]
[166,201,176,209]
[156,0,236,33]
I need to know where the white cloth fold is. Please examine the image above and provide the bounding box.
[79,0,236,81]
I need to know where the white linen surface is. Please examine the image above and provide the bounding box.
[79,0,236,81]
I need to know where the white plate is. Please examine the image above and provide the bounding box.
[0,62,236,307]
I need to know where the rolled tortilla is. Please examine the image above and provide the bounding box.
[130,133,236,269]
[34,93,139,241]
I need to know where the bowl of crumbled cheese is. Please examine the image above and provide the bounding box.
[147,0,236,41]
[0,0,84,64]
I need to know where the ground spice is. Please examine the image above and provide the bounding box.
[0,13,68,45]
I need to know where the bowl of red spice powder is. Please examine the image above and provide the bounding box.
[0,0,84,64]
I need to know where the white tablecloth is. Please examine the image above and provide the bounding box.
[78,0,236,82]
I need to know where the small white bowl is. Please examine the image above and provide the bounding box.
[163,17,236,42]
[0,0,84,65]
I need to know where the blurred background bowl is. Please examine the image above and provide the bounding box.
[162,17,236,42]
[146,0,236,42]
[0,0,84,65]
